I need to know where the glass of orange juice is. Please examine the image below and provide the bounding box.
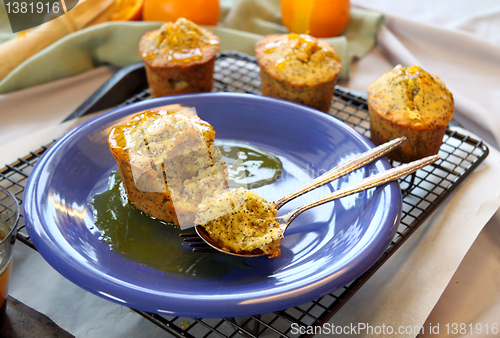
[0,186,19,323]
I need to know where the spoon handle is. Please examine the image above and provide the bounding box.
[282,154,440,226]
[274,136,407,209]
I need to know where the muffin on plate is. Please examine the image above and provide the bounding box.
[139,18,220,98]
[367,65,454,163]
[255,33,342,113]
[107,108,227,227]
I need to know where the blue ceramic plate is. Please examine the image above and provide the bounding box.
[24,93,401,318]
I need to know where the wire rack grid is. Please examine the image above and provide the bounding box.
[0,52,489,338]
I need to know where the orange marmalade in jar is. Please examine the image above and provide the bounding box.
[0,186,19,324]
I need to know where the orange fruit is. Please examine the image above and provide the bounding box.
[142,0,220,25]
[109,0,145,21]
[281,0,350,38]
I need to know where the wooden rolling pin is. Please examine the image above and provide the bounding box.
[0,0,115,80]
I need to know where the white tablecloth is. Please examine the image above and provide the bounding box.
[347,2,500,337]
[1,1,500,337]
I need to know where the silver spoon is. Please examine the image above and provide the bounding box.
[274,136,406,209]
[182,137,405,249]
[194,154,439,257]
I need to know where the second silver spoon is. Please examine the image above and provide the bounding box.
[195,154,439,257]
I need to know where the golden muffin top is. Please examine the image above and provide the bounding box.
[108,109,215,163]
[368,65,454,130]
[255,33,342,87]
[140,18,220,65]
[108,108,218,186]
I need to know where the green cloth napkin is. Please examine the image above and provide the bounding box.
[0,0,383,94]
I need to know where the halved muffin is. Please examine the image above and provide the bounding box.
[108,108,227,227]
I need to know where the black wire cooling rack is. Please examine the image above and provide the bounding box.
[0,52,490,338]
